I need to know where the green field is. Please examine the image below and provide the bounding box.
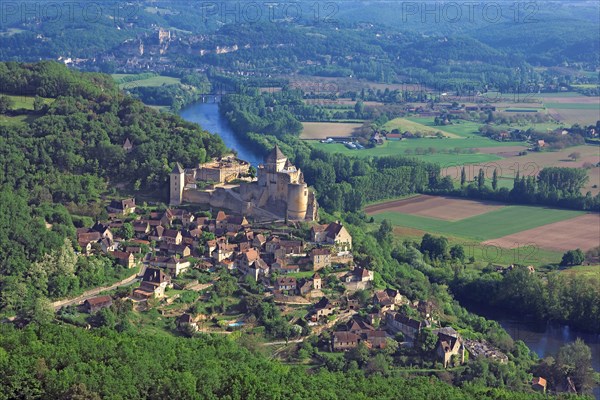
[312,140,504,164]
[0,93,53,110]
[113,75,181,89]
[532,92,585,98]
[571,84,599,89]
[544,103,599,110]
[389,223,563,266]
[559,264,600,278]
[0,114,32,127]
[312,130,522,164]
[372,205,583,242]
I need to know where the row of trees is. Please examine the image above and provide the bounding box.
[446,166,600,211]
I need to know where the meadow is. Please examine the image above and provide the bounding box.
[112,74,181,89]
[1,93,53,110]
[0,93,53,127]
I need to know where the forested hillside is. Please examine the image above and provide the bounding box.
[0,61,226,318]
[0,323,588,400]
[0,61,226,201]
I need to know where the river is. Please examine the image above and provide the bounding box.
[178,99,600,398]
[179,99,263,166]
[466,303,600,398]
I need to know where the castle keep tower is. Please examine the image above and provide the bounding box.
[287,183,309,220]
[170,163,185,206]
[255,145,312,221]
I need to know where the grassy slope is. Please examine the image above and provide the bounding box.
[382,117,461,138]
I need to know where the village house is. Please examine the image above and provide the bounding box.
[163,229,183,245]
[92,222,114,241]
[275,276,297,293]
[312,273,322,290]
[373,291,394,313]
[212,242,236,262]
[176,313,198,332]
[464,339,508,363]
[215,211,229,231]
[166,257,191,277]
[297,279,313,296]
[247,258,270,281]
[332,331,360,351]
[385,312,423,341]
[433,327,465,368]
[148,226,165,242]
[125,246,142,254]
[107,198,136,215]
[164,209,195,226]
[76,229,102,254]
[373,289,403,312]
[271,259,300,274]
[110,250,136,269]
[84,295,113,313]
[122,138,133,152]
[310,248,331,270]
[331,317,387,351]
[311,222,352,251]
[252,233,267,249]
[313,297,336,320]
[133,267,171,300]
[343,267,374,283]
[159,242,191,258]
[133,221,150,237]
[236,248,260,272]
[225,215,249,232]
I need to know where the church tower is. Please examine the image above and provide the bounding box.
[170,163,185,206]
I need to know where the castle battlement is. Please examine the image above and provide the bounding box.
[170,145,317,221]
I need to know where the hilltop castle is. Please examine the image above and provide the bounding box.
[170,145,318,221]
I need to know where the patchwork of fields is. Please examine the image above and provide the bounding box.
[366,195,598,266]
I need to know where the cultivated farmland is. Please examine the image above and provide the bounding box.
[368,199,582,241]
[301,122,364,139]
[364,195,504,221]
[365,195,595,265]
[483,213,600,253]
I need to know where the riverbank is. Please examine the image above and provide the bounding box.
[179,101,263,166]
[464,302,600,398]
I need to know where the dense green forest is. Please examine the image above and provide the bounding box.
[0,323,588,400]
